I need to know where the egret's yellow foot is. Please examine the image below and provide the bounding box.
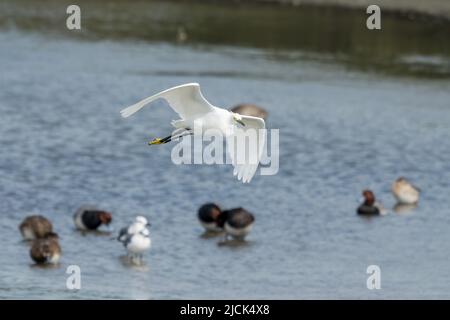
[149,138,163,145]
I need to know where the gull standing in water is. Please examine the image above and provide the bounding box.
[120,83,266,183]
[118,216,151,264]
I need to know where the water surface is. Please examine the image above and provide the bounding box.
[0,1,450,299]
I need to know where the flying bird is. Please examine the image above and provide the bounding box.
[120,83,266,183]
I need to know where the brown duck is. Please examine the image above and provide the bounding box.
[19,215,54,240]
[30,234,61,264]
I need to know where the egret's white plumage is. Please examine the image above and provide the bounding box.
[120,83,266,183]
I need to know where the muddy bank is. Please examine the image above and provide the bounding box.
[195,0,450,20]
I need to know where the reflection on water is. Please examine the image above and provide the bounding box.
[30,263,62,270]
[217,239,253,248]
[1,0,449,77]
[118,255,150,271]
[393,203,418,214]
[76,230,113,237]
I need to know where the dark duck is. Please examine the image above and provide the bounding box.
[198,203,223,232]
[30,233,61,264]
[357,190,385,215]
[74,206,112,231]
[218,207,255,240]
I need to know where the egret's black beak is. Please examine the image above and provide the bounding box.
[146,223,151,227]
[236,119,246,127]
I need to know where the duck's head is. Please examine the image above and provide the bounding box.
[198,203,221,220]
[362,190,376,206]
[394,177,415,188]
[98,211,112,225]
[395,177,408,184]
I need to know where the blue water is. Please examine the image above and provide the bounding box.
[0,27,450,299]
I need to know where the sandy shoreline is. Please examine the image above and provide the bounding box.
[195,0,450,20]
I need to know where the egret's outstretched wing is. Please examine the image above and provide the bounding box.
[120,83,214,119]
[227,115,266,183]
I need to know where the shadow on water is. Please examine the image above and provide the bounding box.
[356,214,383,222]
[200,230,224,239]
[0,0,449,78]
[75,229,112,237]
[30,263,61,269]
[217,239,253,248]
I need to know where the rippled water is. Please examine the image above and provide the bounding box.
[1,1,450,299]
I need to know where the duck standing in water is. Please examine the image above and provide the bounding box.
[73,206,112,231]
[19,215,54,240]
[118,216,151,264]
[218,207,255,241]
[392,177,420,205]
[198,203,223,232]
[231,104,268,120]
[357,190,386,215]
[30,233,61,264]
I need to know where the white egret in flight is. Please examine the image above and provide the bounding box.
[120,83,266,183]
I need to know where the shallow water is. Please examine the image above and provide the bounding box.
[1,1,450,299]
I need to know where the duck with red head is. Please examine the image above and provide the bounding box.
[74,206,112,231]
[198,203,223,232]
[357,190,386,215]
